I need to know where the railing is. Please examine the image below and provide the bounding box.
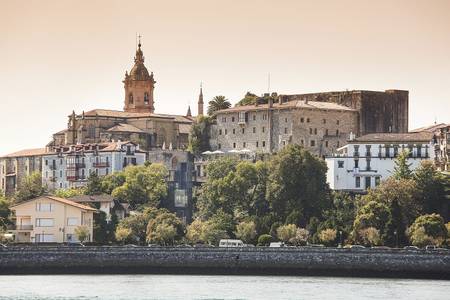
[49,165,57,170]
[67,163,86,169]
[353,152,360,157]
[93,162,109,168]
[8,224,33,230]
[67,175,86,181]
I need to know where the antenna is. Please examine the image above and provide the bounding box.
[135,32,138,50]
[267,73,271,94]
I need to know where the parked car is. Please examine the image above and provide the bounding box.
[425,245,437,250]
[219,239,244,248]
[403,246,420,251]
[269,242,285,248]
[349,245,365,249]
[371,246,391,250]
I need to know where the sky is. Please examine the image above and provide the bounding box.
[1,0,449,155]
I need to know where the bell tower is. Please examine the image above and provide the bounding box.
[123,37,156,113]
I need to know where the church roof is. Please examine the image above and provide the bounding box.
[107,123,144,133]
[178,123,192,134]
[410,123,449,133]
[216,100,357,114]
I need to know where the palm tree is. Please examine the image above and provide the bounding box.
[207,96,231,116]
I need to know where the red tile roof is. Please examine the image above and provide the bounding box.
[1,148,48,158]
[11,195,97,212]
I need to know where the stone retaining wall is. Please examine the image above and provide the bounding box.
[1,246,449,279]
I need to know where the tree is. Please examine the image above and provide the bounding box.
[352,201,391,244]
[112,164,168,209]
[393,150,413,180]
[85,172,103,195]
[414,161,447,215]
[146,211,184,245]
[53,188,86,198]
[358,227,381,246]
[407,214,447,247]
[115,207,162,244]
[277,224,298,243]
[189,116,211,155]
[101,172,126,195]
[93,211,108,244]
[115,227,132,244]
[257,234,273,246]
[74,225,90,243]
[235,221,257,244]
[0,194,11,230]
[289,228,309,246]
[319,228,337,246]
[186,218,206,243]
[267,144,331,225]
[236,92,259,106]
[14,172,46,202]
[207,95,231,116]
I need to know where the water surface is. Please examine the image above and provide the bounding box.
[0,275,449,300]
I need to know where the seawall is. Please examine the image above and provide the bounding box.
[1,246,449,279]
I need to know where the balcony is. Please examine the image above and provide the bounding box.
[93,162,110,168]
[67,163,86,169]
[67,175,86,181]
[49,164,57,170]
[353,152,360,157]
[8,224,33,231]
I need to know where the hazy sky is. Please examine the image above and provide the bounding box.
[1,0,449,155]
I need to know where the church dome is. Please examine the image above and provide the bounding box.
[127,42,152,81]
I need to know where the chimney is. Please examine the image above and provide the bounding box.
[268,97,273,108]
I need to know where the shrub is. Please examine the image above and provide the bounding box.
[277,224,298,243]
[407,214,447,247]
[115,227,132,244]
[319,228,337,246]
[74,225,90,243]
[235,221,257,244]
[257,234,273,246]
[358,227,381,246]
[289,228,309,246]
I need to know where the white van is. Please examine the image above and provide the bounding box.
[219,239,244,247]
[269,242,285,247]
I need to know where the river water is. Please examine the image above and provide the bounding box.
[0,275,448,299]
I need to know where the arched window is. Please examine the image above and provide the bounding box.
[144,92,149,105]
[129,93,134,104]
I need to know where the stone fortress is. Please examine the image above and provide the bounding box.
[211,90,409,157]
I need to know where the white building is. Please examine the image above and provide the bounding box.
[42,141,146,190]
[326,132,435,192]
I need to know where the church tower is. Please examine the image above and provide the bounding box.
[123,39,156,113]
[198,83,204,116]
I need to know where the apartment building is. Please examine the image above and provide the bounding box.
[9,195,96,243]
[326,132,435,192]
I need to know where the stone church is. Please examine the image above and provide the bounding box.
[49,41,199,151]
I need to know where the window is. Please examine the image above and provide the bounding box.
[262,114,267,120]
[175,190,188,207]
[325,129,329,136]
[36,203,53,212]
[144,92,149,104]
[375,176,381,186]
[253,127,256,133]
[354,159,359,168]
[307,118,310,123]
[314,128,317,135]
[36,218,54,227]
[233,143,236,148]
[225,129,227,135]
[67,217,79,226]
[35,234,54,243]
[301,139,304,145]
[60,170,63,177]
[45,160,48,166]
[417,145,422,157]
[338,161,344,168]
[282,141,286,146]
[262,141,266,147]
[129,93,134,104]
[300,117,304,123]
[337,120,340,125]
[253,114,256,121]
[243,142,246,148]
[242,128,245,134]
[256,141,259,147]
[309,128,313,134]
[285,117,288,123]
[355,177,361,188]
[60,159,63,165]
[218,143,221,149]
[325,141,329,147]
[323,119,326,124]
[232,116,235,122]
[365,177,371,189]
[219,129,222,135]
[336,129,339,136]
[233,129,236,134]
[310,140,315,147]
[262,127,265,133]
[366,158,371,171]
[284,128,288,134]
[106,168,109,175]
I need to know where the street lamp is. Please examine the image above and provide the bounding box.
[339,230,343,248]
[394,230,398,248]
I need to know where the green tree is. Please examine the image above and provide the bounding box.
[53,188,86,198]
[393,150,413,180]
[146,211,184,245]
[186,218,206,243]
[257,234,273,246]
[86,172,103,195]
[115,207,162,244]
[414,161,447,215]
[74,225,90,243]
[112,164,168,209]
[189,115,211,155]
[14,172,46,202]
[358,227,381,247]
[101,172,126,195]
[93,211,108,244]
[207,96,231,116]
[352,201,391,244]
[0,193,11,230]
[115,227,132,244]
[235,221,257,244]
[236,92,259,106]
[407,214,447,247]
[319,228,337,246]
[267,145,331,225]
[277,224,298,243]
